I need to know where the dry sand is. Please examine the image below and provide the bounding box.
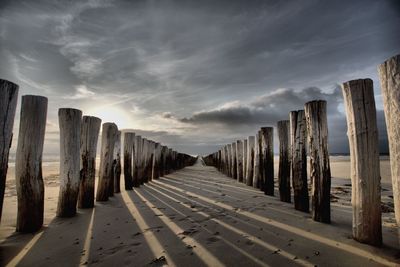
[0,157,399,266]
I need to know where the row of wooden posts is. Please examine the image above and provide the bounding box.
[204,54,400,247]
[0,81,196,233]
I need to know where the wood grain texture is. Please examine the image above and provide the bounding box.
[342,79,382,246]
[305,100,331,223]
[0,79,18,222]
[57,108,82,217]
[278,120,291,203]
[260,127,274,196]
[15,95,47,232]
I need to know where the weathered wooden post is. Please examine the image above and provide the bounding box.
[289,110,309,212]
[78,116,101,209]
[96,123,118,202]
[15,95,47,232]
[113,131,122,194]
[236,140,244,182]
[152,143,161,180]
[142,138,149,183]
[260,127,274,196]
[123,132,135,190]
[342,79,382,245]
[253,131,261,189]
[0,79,18,222]
[227,144,232,177]
[278,120,291,202]
[243,139,248,183]
[57,108,82,217]
[134,135,142,187]
[246,136,255,186]
[378,54,400,244]
[305,100,331,223]
[231,142,237,180]
[147,141,155,181]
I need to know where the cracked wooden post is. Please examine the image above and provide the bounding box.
[231,142,237,180]
[96,123,117,202]
[261,127,274,196]
[379,54,400,245]
[278,120,291,203]
[253,131,261,188]
[113,131,122,194]
[342,79,382,246]
[123,132,135,190]
[78,116,101,209]
[0,79,18,222]
[57,108,82,217]
[236,140,244,182]
[290,110,309,212]
[243,139,247,184]
[305,100,331,223]
[246,136,255,186]
[15,95,47,232]
[134,135,142,187]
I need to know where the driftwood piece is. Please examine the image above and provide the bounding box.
[342,79,382,245]
[57,108,82,217]
[278,120,291,203]
[0,79,18,222]
[305,100,331,223]
[378,54,400,244]
[15,95,47,232]
[78,116,101,209]
[290,110,309,212]
[96,123,117,202]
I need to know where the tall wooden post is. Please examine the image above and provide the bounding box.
[243,139,248,184]
[15,95,47,232]
[123,132,135,190]
[246,136,255,186]
[227,144,232,177]
[0,79,18,222]
[78,116,101,209]
[278,120,291,202]
[96,123,117,202]
[253,132,260,188]
[236,140,244,182]
[133,135,142,187]
[57,108,82,217]
[113,131,122,194]
[231,142,237,180]
[305,100,331,223]
[142,139,149,183]
[290,110,309,212]
[342,79,382,245]
[378,54,400,245]
[260,127,274,196]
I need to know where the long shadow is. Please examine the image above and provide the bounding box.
[124,189,210,267]
[152,179,400,266]
[4,208,94,267]
[142,184,303,267]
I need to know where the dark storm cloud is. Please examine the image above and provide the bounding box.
[1,0,398,155]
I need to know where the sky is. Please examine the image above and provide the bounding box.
[1,0,399,157]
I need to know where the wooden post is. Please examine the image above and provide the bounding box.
[378,54,400,245]
[147,141,155,181]
[260,127,274,196]
[78,116,101,209]
[133,135,142,187]
[278,120,291,203]
[243,139,247,184]
[57,108,82,217]
[290,110,309,212]
[96,123,117,202]
[227,144,232,177]
[246,136,255,186]
[113,131,122,194]
[123,132,135,190]
[15,95,47,232]
[253,131,261,189]
[342,79,382,245]
[231,142,237,180]
[142,139,149,183]
[152,143,161,180]
[236,140,244,182]
[305,100,331,223]
[0,79,18,222]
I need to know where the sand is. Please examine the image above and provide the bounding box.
[0,157,399,266]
